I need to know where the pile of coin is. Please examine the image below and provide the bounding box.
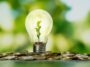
[0,51,90,60]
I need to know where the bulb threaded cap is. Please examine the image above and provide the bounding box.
[33,42,46,53]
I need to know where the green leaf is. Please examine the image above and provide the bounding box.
[35,20,41,41]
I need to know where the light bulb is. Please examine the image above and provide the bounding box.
[25,9,53,53]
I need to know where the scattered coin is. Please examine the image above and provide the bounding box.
[0,51,89,60]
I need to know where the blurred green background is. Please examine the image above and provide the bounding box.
[0,0,90,54]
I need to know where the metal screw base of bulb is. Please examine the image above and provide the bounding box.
[33,42,46,53]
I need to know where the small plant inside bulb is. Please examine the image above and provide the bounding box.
[35,20,41,42]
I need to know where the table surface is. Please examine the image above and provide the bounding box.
[0,60,90,67]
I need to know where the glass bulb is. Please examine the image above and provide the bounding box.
[25,9,53,53]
